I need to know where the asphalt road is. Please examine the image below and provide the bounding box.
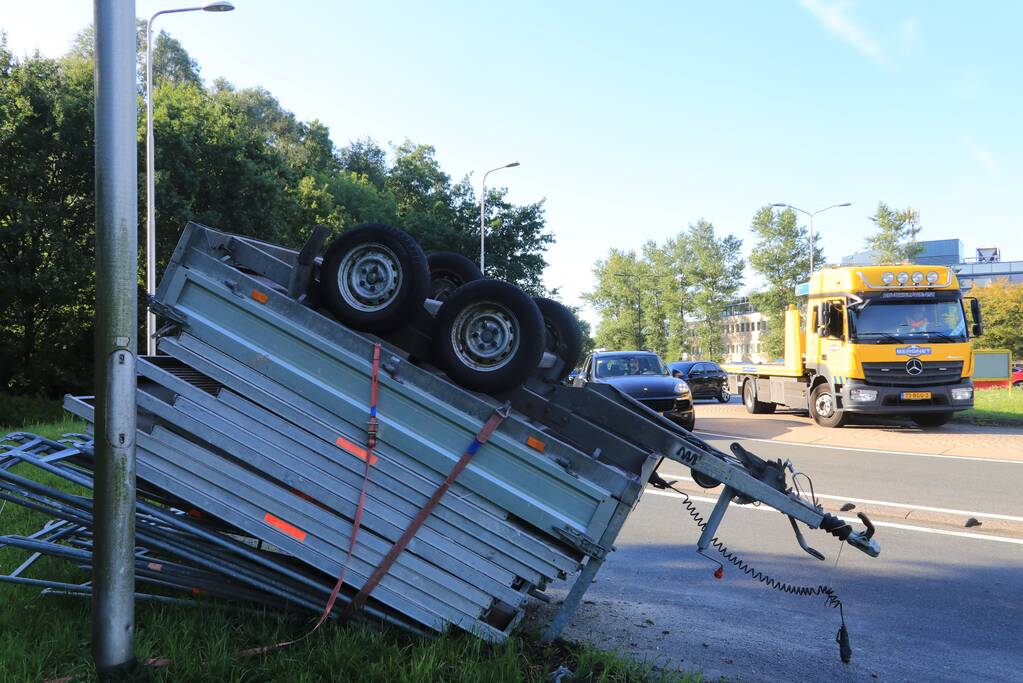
[538,430,1023,682]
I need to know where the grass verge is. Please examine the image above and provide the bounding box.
[0,417,699,682]
[955,387,1023,426]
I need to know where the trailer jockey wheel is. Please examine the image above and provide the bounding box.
[435,279,544,393]
[320,223,429,333]
[810,383,848,428]
[427,251,483,302]
[533,297,582,382]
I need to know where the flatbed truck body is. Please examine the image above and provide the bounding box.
[725,265,982,427]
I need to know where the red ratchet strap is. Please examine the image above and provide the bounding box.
[240,343,382,657]
[346,401,511,616]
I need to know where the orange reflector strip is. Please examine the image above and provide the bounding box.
[146,562,163,572]
[191,587,203,596]
[251,289,269,304]
[335,436,378,465]
[187,509,202,518]
[526,436,546,452]
[264,512,307,542]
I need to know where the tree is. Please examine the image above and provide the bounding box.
[969,280,1023,360]
[748,205,824,357]
[865,202,922,263]
[680,220,744,360]
[585,221,743,360]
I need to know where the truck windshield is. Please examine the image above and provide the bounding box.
[594,354,667,377]
[848,300,968,343]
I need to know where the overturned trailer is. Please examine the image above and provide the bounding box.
[29,222,878,655]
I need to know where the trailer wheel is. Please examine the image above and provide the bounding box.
[427,251,483,302]
[910,412,953,428]
[435,279,544,393]
[320,223,429,332]
[743,379,775,414]
[809,383,847,428]
[533,297,582,382]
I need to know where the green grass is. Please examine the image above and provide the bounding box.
[955,387,1023,426]
[1,416,699,682]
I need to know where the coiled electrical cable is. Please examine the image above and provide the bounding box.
[664,480,852,662]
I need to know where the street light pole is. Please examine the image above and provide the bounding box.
[771,202,852,277]
[478,161,519,276]
[92,0,138,674]
[145,1,234,356]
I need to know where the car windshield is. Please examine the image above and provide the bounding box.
[595,354,667,378]
[848,300,968,343]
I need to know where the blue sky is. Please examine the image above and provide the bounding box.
[4,1,1021,326]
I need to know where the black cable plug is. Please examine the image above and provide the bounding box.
[837,623,852,663]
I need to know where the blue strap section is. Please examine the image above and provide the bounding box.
[466,439,482,456]
[370,406,377,417]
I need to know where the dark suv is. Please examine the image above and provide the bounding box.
[668,361,729,403]
[573,350,695,430]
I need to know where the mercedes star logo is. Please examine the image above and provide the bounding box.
[905,358,924,376]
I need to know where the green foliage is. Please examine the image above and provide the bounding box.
[1,28,552,398]
[586,222,743,361]
[957,387,1023,426]
[864,201,922,263]
[747,206,823,357]
[969,279,1023,360]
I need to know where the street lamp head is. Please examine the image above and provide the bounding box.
[771,203,788,208]
[505,162,520,168]
[837,202,852,207]
[203,1,235,11]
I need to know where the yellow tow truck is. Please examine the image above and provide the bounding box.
[723,265,983,428]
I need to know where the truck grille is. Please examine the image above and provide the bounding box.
[862,361,963,387]
[639,398,678,413]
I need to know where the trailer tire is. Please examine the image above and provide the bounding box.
[427,251,483,302]
[809,383,847,428]
[533,297,582,382]
[435,279,545,393]
[911,412,953,428]
[743,379,775,414]
[320,223,429,332]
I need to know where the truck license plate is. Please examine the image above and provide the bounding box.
[901,391,932,400]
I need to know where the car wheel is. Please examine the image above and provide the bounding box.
[434,279,544,393]
[743,379,775,414]
[427,251,483,302]
[320,223,429,332]
[533,297,583,382]
[911,412,953,428]
[809,383,847,428]
[717,384,730,403]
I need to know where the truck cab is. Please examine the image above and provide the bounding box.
[726,265,983,428]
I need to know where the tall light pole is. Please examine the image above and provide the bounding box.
[93,0,138,674]
[478,161,519,276]
[772,202,851,277]
[146,1,235,355]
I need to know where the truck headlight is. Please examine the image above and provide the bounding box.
[911,271,924,284]
[896,271,910,285]
[926,271,939,284]
[951,387,973,401]
[849,388,878,402]
[675,381,690,396]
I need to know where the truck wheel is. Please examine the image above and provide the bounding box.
[533,297,582,382]
[810,383,847,428]
[911,412,953,428]
[320,223,429,332]
[434,279,544,393]
[743,380,775,414]
[427,251,483,302]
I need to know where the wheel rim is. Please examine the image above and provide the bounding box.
[430,270,462,302]
[744,383,754,408]
[721,387,730,402]
[814,391,835,417]
[337,242,402,312]
[450,300,520,372]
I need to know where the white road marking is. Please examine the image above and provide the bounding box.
[644,488,1023,546]
[693,429,1023,465]
[656,472,1023,523]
